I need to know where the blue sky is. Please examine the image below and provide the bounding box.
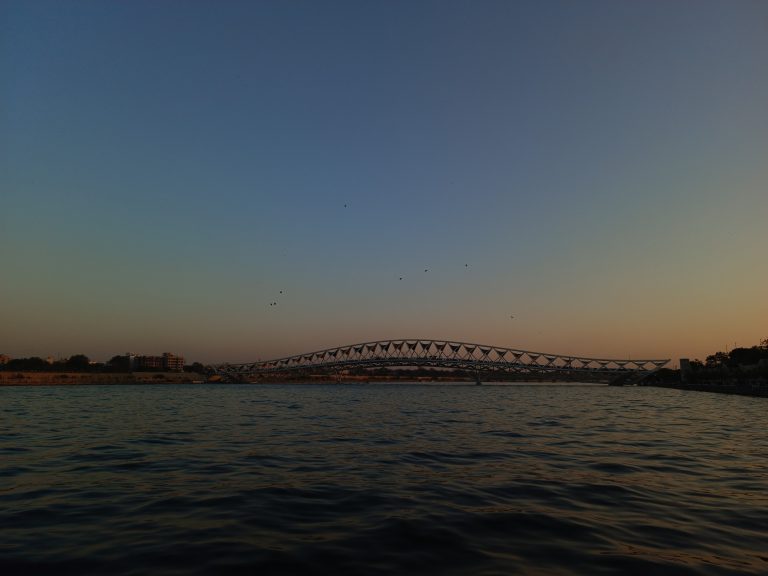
[2,0,767,364]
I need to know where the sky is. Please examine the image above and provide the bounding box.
[2,0,767,366]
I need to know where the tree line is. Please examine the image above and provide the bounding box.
[0,355,207,374]
[688,338,768,371]
[651,338,768,383]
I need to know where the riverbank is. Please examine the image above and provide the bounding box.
[0,372,206,386]
[648,380,768,398]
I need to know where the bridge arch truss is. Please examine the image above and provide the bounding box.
[212,339,669,382]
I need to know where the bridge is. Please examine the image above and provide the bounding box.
[211,339,669,384]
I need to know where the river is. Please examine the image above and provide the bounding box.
[1,383,766,575]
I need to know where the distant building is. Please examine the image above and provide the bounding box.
[130,352,185,372]
[138,355,164,370]
[162,352,185,371]
[0,354,10,365]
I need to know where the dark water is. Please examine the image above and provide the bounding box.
[1,383,767,575]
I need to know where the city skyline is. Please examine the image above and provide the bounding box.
[2,1,767,365]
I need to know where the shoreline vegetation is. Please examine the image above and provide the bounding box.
[0,353,208,386]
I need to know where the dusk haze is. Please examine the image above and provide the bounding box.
[2,2,767,575]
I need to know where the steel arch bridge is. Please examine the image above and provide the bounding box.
[211,338,669,383]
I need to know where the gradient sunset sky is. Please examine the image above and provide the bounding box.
[2,1,767,365]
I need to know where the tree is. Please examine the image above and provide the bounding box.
[728,347,763,368]
[705,351,729,368]
[6,357,50,371]
[107,355,130,372]
[65,354,91,371]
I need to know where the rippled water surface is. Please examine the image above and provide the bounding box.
[2,383,767,575]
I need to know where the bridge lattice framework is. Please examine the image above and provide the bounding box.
[213,339,669,381]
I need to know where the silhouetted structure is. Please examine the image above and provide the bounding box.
[212,339,668,383]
